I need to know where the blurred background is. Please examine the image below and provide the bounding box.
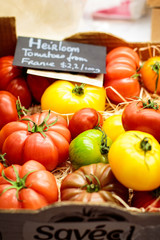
[0,0,152,42]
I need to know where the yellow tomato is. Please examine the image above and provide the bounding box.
[102,114,125,142]
[108,130,160,191]
[41,80,106,114]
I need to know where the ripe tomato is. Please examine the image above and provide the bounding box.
[0,160,58,209]
[132,189,160,212]
[106,47,140,68]
[6,77,32,108]
[68,108,103,139]
[69,129,112,169]
[108,130,160,191]
[0,56,32,108]
[104,76,140,104]
[61,163,129,204]
[122,99,160,142]
[0,111,71,171]
[0,91,18,129]
[102,114,125,142]
[104,47,141,104]
[27,74,52,103]
[0,56,22,89]
[41,80,106,114]
[141,56,160,94]
[106,62,136,81]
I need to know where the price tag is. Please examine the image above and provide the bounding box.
[13,36,106,74]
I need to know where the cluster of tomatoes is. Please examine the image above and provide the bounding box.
[0,46,160,212]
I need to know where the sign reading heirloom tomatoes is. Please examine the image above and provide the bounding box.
[13,36,106,74]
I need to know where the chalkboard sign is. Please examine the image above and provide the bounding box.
[13,36,106,74]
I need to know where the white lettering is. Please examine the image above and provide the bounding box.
[29,38,41,49]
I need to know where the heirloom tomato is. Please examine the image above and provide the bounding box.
[132,189,160,212]
[0,56,22,89]
[6,77,32,108]
[104,47,141,104]
[102,114,125,142]
[0,160,58,209]
[0,56,32,108]
[0,91,18,129]
[106,47,140,68]
[69,129,112,169]
[141,56,160,94]
[108,130,160,191]
[27,74,52,103]
[122,98,160,142]
[0,111,71,171]
[61,163,129,204]
[104,76,140,104]
[41,80,106,114]
[68,108,103,139]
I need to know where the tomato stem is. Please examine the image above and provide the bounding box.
[141,99,159,110]
[82,174,101,193]
[151,61,160,93]
[23,110,58,137]
[0,165,35,200]
[16,97,29,119]
[0,153,8,168]
[72,84,85,96]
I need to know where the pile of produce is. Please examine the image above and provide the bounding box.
[0,46,160,213]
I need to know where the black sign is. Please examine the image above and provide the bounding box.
[13,36,106,74]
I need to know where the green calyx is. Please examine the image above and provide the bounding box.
[23,110,58,137]
[82,174,101,193]
[151,61,160,93]
[0,165,34,200]
[0,153,8,168]
[16,98,29,119]
[72,84,85,96]
[140,137,152,153]
[141,98,159,110]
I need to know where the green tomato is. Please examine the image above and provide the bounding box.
[69,129,112,169]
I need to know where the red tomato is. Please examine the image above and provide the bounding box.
[106,56,137,70]
[27,74,52,103]
[0,56,32,108]
[106,47,140,68]
[122,99,160,142]
[0,160,58,209]
[61,163,128,204]
[132,190,160,212]
[0,111,71,171]
[104,77,141,104]
[68,108,103,139]
[106,62,136,81]
[6,77,32,108]
[0,56,22,89]
[0,91,18,129]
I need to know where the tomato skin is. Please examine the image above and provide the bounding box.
[141,56,160,94]
[0,91,18,129]
[0,56,22,89]
[41,80,106,114]
[104,77,140,104]
[122,100,160,142]
[68,108,103,139]
[0,56,32,108]
[27,74,51,103]
[0,160,58,209]
[108,130,160,191]
[0,111,71,170]
[106,63,136,81]
[106,47,140,68]
[102,114,125,142]
[69,129,112,169]
[132,190,160,212]
[6,77,32,108]
[61,163,128,204]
